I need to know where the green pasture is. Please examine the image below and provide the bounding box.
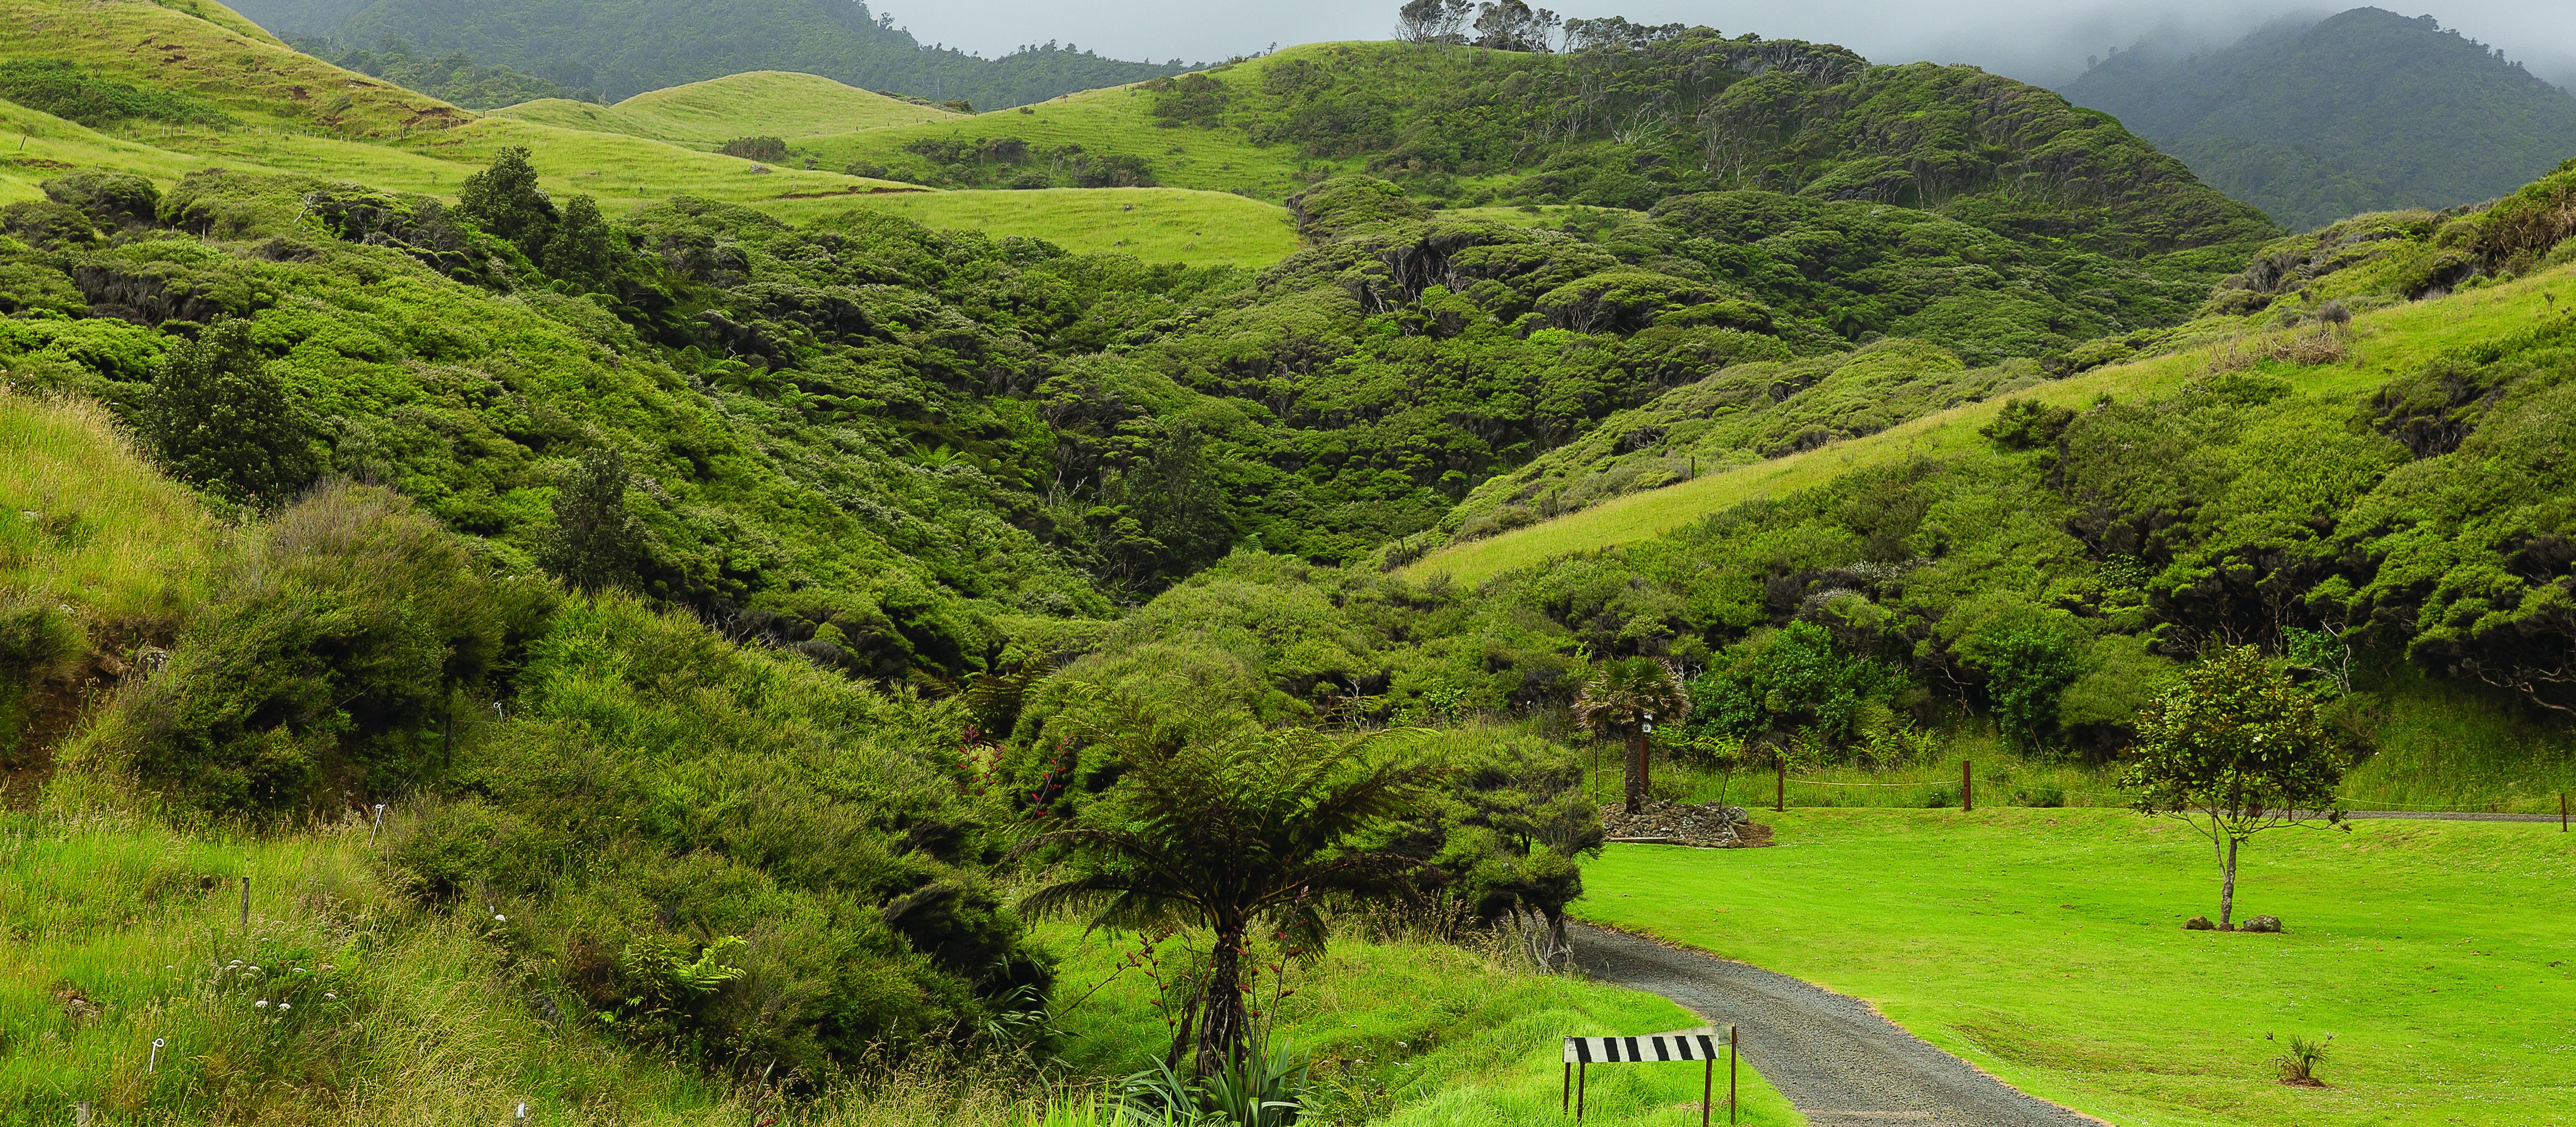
[1578,809,2576,1127]
[489,71,961,148]
[797,55,1337,200]
[770,187,1301,267]
[1405,264,2576,589]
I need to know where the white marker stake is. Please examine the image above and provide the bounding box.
[515,1102,529,1124]
[370,803,387,846]
[150,1036,165,1073]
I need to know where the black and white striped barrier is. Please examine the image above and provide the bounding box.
[1562,1026,1738,1125]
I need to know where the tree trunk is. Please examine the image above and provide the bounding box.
[1194,920,1250,1077]
[1624,730,1648,813]
[1163,996,1197,1074]
[2218,836,2240,931]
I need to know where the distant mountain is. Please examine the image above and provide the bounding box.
[291,35,597,110]
[223,0,1193,108]
[2063,8,2576,230]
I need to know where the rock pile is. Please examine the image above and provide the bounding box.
[1600,801,1773,848]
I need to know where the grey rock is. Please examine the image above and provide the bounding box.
[2183,915,2217,931]
[2242,915,2284,933]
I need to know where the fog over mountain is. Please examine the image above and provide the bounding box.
[883,0,2576,87]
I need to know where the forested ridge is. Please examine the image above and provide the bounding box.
[4,3,2576,1120]
[2065,7,2576,230]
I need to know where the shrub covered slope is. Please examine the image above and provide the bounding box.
[818,35,2274,250]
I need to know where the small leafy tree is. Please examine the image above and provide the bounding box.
[2119,648,2350,929]
[1395,0,1474,43]
[1957,616,2084,755]
[457,145,555,258]
[538,447,646,593]
[1014,693,1436,1075]
[144,318,319,507]
[1572,657,1687,814]
[540,193,622,291]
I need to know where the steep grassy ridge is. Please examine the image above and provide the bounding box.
[1581,810,2576,1126]
[0,0,463,136]
[0,0,927,215]
[490,71,961,148]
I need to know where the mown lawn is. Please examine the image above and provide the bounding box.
[1576,808,2576,1126]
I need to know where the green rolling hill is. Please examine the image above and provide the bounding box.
[488,70,962,148]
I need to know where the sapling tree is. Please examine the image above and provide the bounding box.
[144,317,319,507]
[458,145,555,260]
[2119,647,2349,929]
[1572,657,1688,814]
[539,447,646,593]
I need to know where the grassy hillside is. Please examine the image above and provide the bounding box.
[0,0,929,212]
[762,187,1299,267]
[1582,811,2576,1126]
[0,0,463,137]
[490,71,961,148]
[2065,9,2576,229]
[802,76,1323,199]
[1404,256,2576,586]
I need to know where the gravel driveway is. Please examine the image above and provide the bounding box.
[1569,924,2099,1127]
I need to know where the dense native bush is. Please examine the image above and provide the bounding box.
[0,59,230,127]
[67,483,529,813]
[1149,33,2274,257]
[0,147,2264,679]
[392,595,1047,1076]
[142,318,323,508]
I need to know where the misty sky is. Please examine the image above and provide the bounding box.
[886,1,2576,86]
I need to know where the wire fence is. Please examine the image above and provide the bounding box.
[1762,770,2571,819]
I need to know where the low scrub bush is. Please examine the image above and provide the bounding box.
[66,483,528,814]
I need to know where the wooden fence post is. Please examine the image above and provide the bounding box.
[1728,1026,1739,1125]
[1701,1052,1713,1127]
[238,876,251,931]
[1774,762,1786,813]
[1961,760,1974,813]
[2562,792,2568,832]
